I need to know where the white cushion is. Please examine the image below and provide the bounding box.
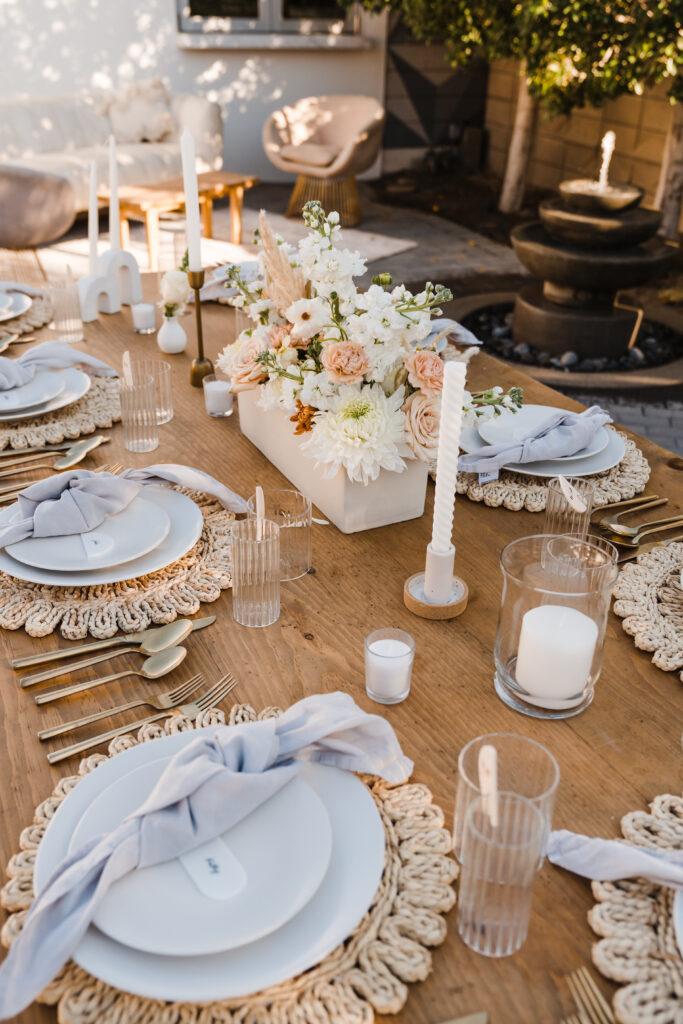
[280,142,337,168]
[105,79,174,145]
[0,95,110,160]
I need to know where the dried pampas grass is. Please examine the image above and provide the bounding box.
[259,209,306,314]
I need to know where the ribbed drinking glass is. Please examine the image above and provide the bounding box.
[544,476,595,538]
[49,266,83,342]
[246,489,311,580]
[120,370,159,453]
[134,358,173,424]
[231,518,280,628]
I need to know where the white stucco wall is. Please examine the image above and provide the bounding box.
[0,0,387,181]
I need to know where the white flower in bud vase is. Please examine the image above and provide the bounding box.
[160,269,191,316]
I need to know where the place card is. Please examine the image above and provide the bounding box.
[179,836,248,900]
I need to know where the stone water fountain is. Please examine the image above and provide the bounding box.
[510,131,675,358]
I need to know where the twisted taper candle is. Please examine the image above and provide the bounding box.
[431,360,466,553]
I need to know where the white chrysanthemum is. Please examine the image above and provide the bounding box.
[258,375,299,413]
[301,384,411,484]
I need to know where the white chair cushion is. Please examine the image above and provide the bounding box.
[0,96,110,160]
[280,142,338,168]
[105,79,174,144]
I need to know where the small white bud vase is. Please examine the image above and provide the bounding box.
[157,315,187,354]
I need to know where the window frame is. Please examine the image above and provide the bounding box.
[177,0,357,36]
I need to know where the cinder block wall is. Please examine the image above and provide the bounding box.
[486,59,673,207]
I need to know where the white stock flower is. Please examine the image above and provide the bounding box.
[160,269,190,306]
[285,296,329,340]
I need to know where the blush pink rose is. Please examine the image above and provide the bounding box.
[403,391,440,462]
[321,341,371,385]
[403,349,444,396]
[229,337,268,393]
[269,323,295,350]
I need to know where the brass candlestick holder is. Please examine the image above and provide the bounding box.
[187,268,214,387]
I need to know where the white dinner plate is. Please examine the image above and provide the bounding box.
[35,731,385,1002]
[0,367,90,422]
[674,891,682,956]
[0,369,66,413]
[460,422,626,478]
[0,486,203,585]
[0,291,31,323]
[0,292,13,313]
[477,404,609,462]
[68,761,333,956]
[6,495,171,571]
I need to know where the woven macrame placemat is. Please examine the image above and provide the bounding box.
[0,295,53,341]
[0,376,120,451]
[0,490,234,639]
[452,431,650,512]
[587,793,683,1024]
[613,542,683,683]
[0,702,457,1024]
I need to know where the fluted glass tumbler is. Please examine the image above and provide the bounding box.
[49,266,83,342]
[453,733,559,863]
[231,519,280,628]
[457,793,544,958]
[544,476,595,538]
[120,371,159,453]
[134,358,173,424]
[246,489,311,580]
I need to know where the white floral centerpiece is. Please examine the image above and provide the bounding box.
[217,203,522,532]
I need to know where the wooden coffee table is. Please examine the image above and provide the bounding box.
[100,171,259,270]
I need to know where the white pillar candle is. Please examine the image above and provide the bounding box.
[180,128,202,271]
[516,604,598,706]
[108,135,120,252]
[87,159,99,276]
[204,379,234,417]
[430,360,467,554]
[131,302,156,333]
[365,637,414,702]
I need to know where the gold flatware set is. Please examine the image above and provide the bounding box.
[591,494,683,561]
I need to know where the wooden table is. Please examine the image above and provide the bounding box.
[100,171,260,269]
[1,280,682,1023]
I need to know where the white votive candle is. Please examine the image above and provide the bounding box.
[516,604,598,708]
[203,375,234,417]
[131,302,156,334]
[365,628,415,705]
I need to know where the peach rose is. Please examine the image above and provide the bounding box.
[269,323,295,350]
[403,391,440,462]
[321,341,371,385]
[403,349,444,396]
[229,337,268,393]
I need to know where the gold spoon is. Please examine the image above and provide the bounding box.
[34,647,187,705]
[20,621,194,687]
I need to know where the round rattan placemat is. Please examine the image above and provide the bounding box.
[613,542,683,683]
[0,376,120,451]
[0,489,234,638]
[0,702,457,1024]
[588,793,683,1024]
[0,295,53,341]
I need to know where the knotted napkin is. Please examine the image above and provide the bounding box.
[458,405,612,481]
[547,829,683,889]
[0,341,117,391]
[0,691,413,1018]
[0,464,247,547]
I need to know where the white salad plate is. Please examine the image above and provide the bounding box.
[477,404,610,462]
[6,495,171,572]
[0,486,202,585]
[0,291,31,323]
[35,730,386,1002]
[0,292,13,313]
[0,369,66,413]
[0,367,90,422]
[67,760,333,956]
[461,421,625,478]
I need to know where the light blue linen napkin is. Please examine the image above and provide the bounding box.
[0,691,413,1018]
[0,463,247,547]
[547,829,683,888]
[0,341,117,391]
[458,406,612,482]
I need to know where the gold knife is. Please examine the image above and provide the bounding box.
[617,534,683,563]
[438,1014,488,1024]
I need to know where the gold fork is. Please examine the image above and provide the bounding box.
[38,672,205,740]
[0,462,122,503]
[597,496,668,531]
[47,673,239,764]
[567,966,614,1024]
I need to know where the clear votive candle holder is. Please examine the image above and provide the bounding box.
[133,358,173,424]
[231,518,280,628]
[246,489,311,581]
[131,302,156,334]
[457,792,544,958]
[452,733,559,863]
[364,628,415,705]
[203,373,233,418]
[120,370,159,453]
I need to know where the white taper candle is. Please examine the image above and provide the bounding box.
[87,159,98,275]
[430,360,466,553]
[181,128,202,271]
[108,135,120,251]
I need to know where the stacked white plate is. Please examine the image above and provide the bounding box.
[460,403,626,478]
[0,289,32,323]
[0,367,91,422]
[34,732,386,1001]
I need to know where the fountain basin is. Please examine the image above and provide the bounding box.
[559,179,644,213]
[539,199,662,248]
[513,284,638,357]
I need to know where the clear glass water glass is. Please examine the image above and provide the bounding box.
[457,793,544,958]
[364,627,415,705]
[49,266,83,342]
[203,373,234,418]
[119,370,159,453]
[246,489,311,580]
[544,476,595,538]
[231,518,280,628]
[133,358,173,424]
[453,733,559,863]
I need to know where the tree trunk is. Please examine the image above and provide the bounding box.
[498,68,537,214]
[655,102,683,239]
